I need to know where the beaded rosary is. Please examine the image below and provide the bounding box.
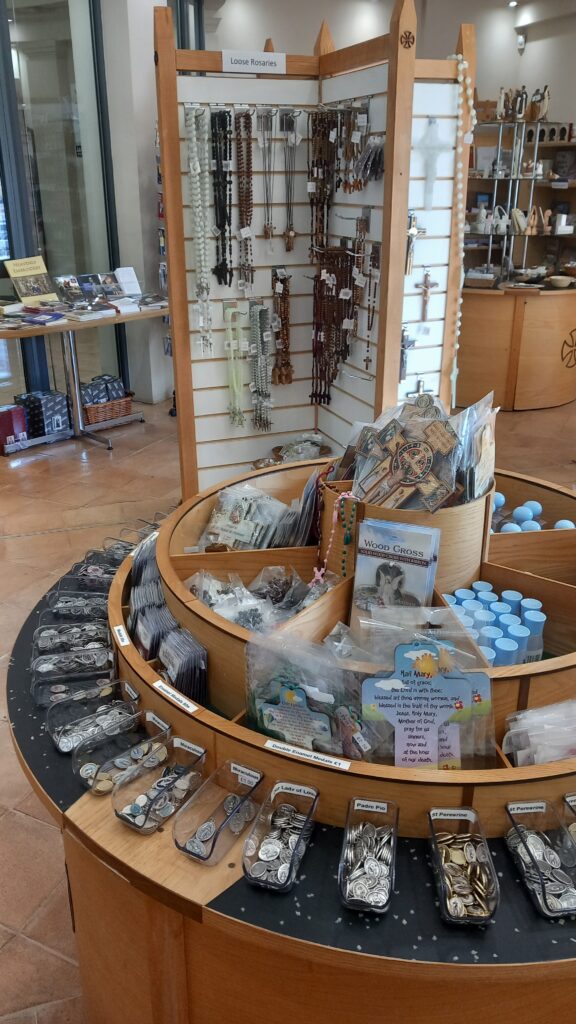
[249,303,273,431]
[210,108,233,287]
[307,109,339,258]
[184,105,213,353]
[282,112,298,252]
[448,52,477,407]
[258,108,276,243]
[311,247,356,405]
[235,110,255,288]
[364,242,381,370]
[338,104,370,194]
[271,267,293,385]
[316,490,357,581]
[224,307,246,426]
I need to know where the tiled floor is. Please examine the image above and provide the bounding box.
[0,395,575,1021]
[0,401,179,1022]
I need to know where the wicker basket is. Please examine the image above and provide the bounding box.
[83,396,132,424]
[320,479,493,593]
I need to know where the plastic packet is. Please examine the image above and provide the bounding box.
[248,566,300,605]
[451,392,498,501]
[131,531,160,586]
[42,591,108,623]
[132,604,179,660]
[198,483,288,551]
[186,570,243,607]
[157,627,208,705]
[212,590,277,633]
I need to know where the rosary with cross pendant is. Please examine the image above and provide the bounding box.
[405,211,426,275]
[415,269,439,322]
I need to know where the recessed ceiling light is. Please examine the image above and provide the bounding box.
[508,1,518,7]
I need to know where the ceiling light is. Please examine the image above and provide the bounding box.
[508,1,518,7]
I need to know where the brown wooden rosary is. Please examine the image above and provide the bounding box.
[271,267,293,385]
[235,110,254,287]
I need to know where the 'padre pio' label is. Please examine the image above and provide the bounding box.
[222,49,286,75]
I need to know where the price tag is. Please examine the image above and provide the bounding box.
[342,317,355,330]
[222,160,232,172]
[248,381,256,391]
[240,226,252,239]
[262,330,272,341]
[352,266,359,279]
[355,273,367,288]
[357,113,368,128]
[113,624,130,648]
[372,269,381,283]
[307,181,316,193]
[211,224,221,237]
[339,288,352,300]
[230,762,261,787]
[329,128,337,143]
[250,344,257,354]
[275,282,284,294]
[240,340,250,352]
[351,130,362,144]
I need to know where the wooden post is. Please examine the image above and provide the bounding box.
[439,24,476,411]
[374,0,417,415]
[263,38,275,52]
[155,7,198,499]
[314,20,335,57]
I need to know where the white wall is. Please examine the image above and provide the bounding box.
[100,0,174,403]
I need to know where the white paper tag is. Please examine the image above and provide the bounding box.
[153,679,198,715]
[507,801,546,815]
[355,273,367,288]
[248,381,256,391]
[113,624,130,648]
[307,181,316,193]
[271,782,317,801]
[329,128,337,143]
[357,113,368,128]
[146,710,170,732]
[354,798,389,814]
[430,808,475,821]
[173,737,205,756]
[230,762,261,787]
[240,340,249,352]
[342,317,355,330]
[353,731,372,753]
[211,224,221,237]
[262,330,272,341]
[351,130,362,144]
[264,739,351,770]
[372,269,381,283]
[124,682,139,701]
[240,225,252,239]
[275,282,284,294]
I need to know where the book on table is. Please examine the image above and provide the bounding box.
[3,256,58,306]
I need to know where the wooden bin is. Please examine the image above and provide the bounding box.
[319,479,493,593]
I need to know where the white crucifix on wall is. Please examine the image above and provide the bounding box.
[414,117,452,210]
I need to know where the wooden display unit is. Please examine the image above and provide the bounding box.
[457,287,576,410]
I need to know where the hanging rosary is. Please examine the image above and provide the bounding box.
[211,108,233,287]
[235,110,255,289]
[184,105,213,353]
[364,242,381,370]
[271,267,293,384]
[448,51,477,406]
[225,307,246,425]
[307,109,338,258]
[311,247,355,405]
[339,104,370,193]
[258,108,276,243]
[249,303,273,431]
[282,111,299,251]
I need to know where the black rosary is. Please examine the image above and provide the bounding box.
[211,109,233,286]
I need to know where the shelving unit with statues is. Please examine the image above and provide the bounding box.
[458,90,576,410]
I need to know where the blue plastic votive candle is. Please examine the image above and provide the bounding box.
[472,581,493,594]
[499,613,521,635]
[524,610,546,637]
[494,638,519,667]
[454,588,475,604]
[462,599,483,617]
[479,625,504,648]
[521,598,543,620]
[491,602,512,619]
[508,624,530,657]
[478,591,498,608]
[475,609,496,629]
[478,645,496,666]
[442,594,457,607]
[501,590,523,615]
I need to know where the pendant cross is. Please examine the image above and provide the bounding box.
[415,269,439,322]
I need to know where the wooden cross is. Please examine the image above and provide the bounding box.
[405,211,426,275]
[356,416,459,511]
[415,269,439,322]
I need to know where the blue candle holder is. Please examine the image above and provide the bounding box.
[491,601,512,619]
[479,625,504,649]
[478,644,496,666]
[501,590,523,615]
[494,637,519,667]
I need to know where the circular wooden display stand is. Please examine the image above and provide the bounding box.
[108,459,576,839]
[9,459,576,1024]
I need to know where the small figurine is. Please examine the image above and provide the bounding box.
[496,87,506,121]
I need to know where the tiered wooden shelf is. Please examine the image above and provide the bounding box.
[109,460,576,840]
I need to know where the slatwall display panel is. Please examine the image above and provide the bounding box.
[317,68,387,452]
[398,80,458,403]
[177,74,319,482]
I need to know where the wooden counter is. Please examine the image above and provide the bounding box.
[457,287,576,410]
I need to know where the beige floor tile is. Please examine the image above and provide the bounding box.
[23,881,78,963]
[0,923,14,951]
[0,935,81,1017]
[36,997,85,1024]
[0,723,33,811]
[0,811,65,931]
[14,791,58,830]
[0,1010,37,1023]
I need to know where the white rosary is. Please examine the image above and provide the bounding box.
[225,307,246,426]
[249,303,272,432]
[448,53,477,407]
[185,105,213,354]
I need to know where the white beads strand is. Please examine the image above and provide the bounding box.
[184,105,213,354]
[225,307,246,426]
[448,53,477,407]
